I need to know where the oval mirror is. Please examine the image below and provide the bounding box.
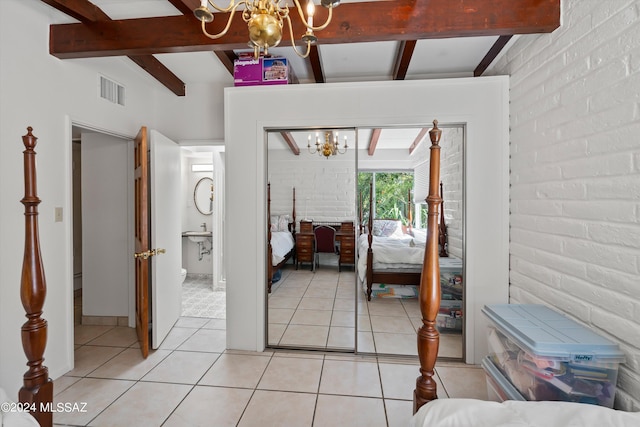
[194,177,213,215]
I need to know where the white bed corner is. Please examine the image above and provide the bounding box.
[409,398,640,427]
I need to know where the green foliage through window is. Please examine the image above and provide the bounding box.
[358,172,414,225]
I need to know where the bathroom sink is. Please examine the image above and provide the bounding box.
[182,231,212,243]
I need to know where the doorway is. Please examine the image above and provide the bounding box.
[180,146,226,321]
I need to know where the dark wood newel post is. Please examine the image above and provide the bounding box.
[413,120,442,413]
[19,127,53,427]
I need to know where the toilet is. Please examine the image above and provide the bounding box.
[180,268,187,285]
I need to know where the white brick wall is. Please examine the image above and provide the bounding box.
[412,127,464,258]
[268,149,357,228]
[490,0,640,410]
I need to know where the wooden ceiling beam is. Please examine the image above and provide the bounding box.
[393,40,417,80]
[368,128,382,156]
[40,0,186,96]
[281,132,301,156]
[474,35,513,76]
[214,50,238,76]
[308,45,325,84]
[409,128,429,154]
[49,0,560,59]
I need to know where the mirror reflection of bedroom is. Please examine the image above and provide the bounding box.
[266,125,464,359]
[356,125,464,359]
[266,128,357,351]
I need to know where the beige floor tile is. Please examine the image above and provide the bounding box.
[304,286,337,298]
[385,399,414,427]
[313,394,386,427]
[177,328,226,353]
[279,324,329,348]
[319,359,382,397]
[53,377,134,426]
[74,325,114,345]
[331,310,356,327]
[367,302,407,317]
[272,286,306,298]
[373,332,417,356]
[333,298,356,311]
[86,327,138,348]
[290,309,332,326]
[238,390,316,427]
[66,346,124,377]
[297,297,334,310]
[379,362,422,400]
[199,353,271,389]
[88,381,191,427]
[272,351,324,360]
[267,307,295,324]
[335,287,356,299]
[436,365,487,400]
[163,386,253,427]
[142,350,219,384]
[202,318,226,330]
[89,348,171,380]
[257,356,323,393]
[327,326,355,349]
[158,327,197,350]
[357,331,376,353]
[53,376,80,396]
[175,317,210,328]
[358,314,372,331]
[400,299,422,317]
[439,333,464,359]
[370,315,416,334]
[268,323,286,345]
[268,296,302,309]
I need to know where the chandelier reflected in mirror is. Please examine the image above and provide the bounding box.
[194,0,340,59]
[308,131,348,159]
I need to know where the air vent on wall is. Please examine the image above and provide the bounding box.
[99,75,125,106]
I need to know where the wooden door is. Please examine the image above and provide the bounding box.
[134,126,150,358]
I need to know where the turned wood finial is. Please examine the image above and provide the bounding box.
[414,119,443,413]
[19,127,53,427]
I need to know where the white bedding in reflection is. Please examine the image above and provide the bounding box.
[271,231,294,265]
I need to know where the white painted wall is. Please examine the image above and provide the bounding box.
[225,77,510,364]
[81,132,132,317]
[489,0,640,411]
[0,0,228,396]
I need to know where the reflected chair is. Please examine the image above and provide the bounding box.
[313,225,337,269]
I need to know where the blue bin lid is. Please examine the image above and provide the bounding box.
[482,304,625,363]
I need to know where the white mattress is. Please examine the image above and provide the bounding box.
[410,398,640,427]
[271,231,294,266]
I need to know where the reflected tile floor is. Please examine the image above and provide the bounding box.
[57,320,487,426]
[268,264,463,358]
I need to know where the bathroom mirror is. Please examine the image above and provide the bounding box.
[194,176,214,215]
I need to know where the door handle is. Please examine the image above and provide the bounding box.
[134,248,166,259]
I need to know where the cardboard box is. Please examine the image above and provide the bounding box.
[233,57,289,86]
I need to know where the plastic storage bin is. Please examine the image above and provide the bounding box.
[482,304,625,408]
[481,356,526,402]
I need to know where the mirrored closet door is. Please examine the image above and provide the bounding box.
[266,128,358,351]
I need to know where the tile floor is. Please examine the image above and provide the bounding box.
[58,319,487,426]
[268,262,463,358]
[181,275,225,319]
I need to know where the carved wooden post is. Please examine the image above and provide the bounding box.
[366,181,374,301]
[19,127,53,427]
[439,182,448,257]
[414,120,442,413]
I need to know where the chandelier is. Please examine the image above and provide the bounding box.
[194,0,340,59]
[308,132,348,159]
